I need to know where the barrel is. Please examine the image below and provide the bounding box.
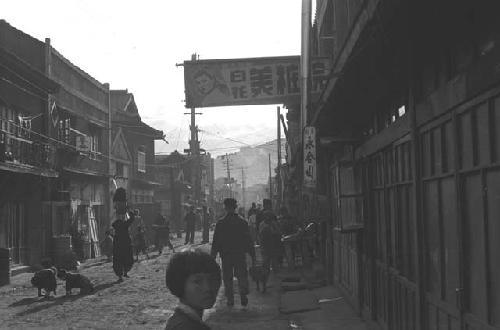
[0,248,10,286]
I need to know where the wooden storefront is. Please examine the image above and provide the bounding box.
[313,2,500,329]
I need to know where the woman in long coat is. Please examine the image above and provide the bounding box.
[111,188,135,282]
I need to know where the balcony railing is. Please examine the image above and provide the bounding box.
[0,131,56,170]
[58,120,102,161]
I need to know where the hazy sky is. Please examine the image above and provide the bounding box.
[3,0,300,155]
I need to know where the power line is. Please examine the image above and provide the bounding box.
[0,77,49,103]
[0,75,276,154]
[200,129,285,152]
[199,129,253,147]
[0,63,51,96]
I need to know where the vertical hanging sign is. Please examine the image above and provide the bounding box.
[303,126,316,188]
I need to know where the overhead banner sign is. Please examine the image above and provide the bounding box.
[184,56,330,108]
[303,126,316,188]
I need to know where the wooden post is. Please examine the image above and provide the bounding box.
[408,10,424,330]
[268,154,272,200]
[277,106,282,210]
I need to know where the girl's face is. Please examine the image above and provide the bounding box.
[182,273,220,310]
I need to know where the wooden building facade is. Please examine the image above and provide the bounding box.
[111,89,164,243]
[0,20,59,267]
[309,1,500,329]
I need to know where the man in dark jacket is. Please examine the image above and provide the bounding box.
[184,205,196,244]
[211,198,255,307]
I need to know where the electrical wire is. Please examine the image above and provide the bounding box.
[1,64,168,142]
[199,129,254,147]
[200,128,284,153]
[1,64,281,168]
[0,62,51,96]
[0,77,49,103]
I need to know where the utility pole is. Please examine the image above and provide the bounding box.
[268,154,273,201]
[300,0,312,221]
[185,53,202,205]
[224,153,232,198]
[241,167,246,209]
[190,105,200,204]
[277,106,282,210]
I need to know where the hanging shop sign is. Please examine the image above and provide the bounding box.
[303,126,316,188]
[75,134,91,152]
[183,56,330,108]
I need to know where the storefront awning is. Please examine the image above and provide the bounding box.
[62,166,107,178]
[0,161,58,178]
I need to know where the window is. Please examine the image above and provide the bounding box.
[137,152,146,173]
[0,106,16,155]
[137,149,146,173]
[331,160,364,232]
[116,162,124,177]
[0,105,16,135]
[115,163,129,179]
[0,106,32,162]
[89,127,101,160]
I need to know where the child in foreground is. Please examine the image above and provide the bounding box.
[165,250,221,330]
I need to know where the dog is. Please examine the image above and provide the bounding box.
[31,266,57,298]
[249,265,269,293]
[57,269,94,295]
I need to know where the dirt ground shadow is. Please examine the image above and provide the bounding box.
[13,281,117,316]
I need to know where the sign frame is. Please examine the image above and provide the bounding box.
[183,56,331,108]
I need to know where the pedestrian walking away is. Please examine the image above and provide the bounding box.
[254,203,263,244]
[248,203,258,244]
[111,187,136,282]
[165,250,221,330]
[184,205,197,244]
[195,207,202,234]
[134,225,149,261]
[201,205,210,243]
[211,198,255,307]
[259,198,282,274]
[247,202,257,219]
[153,213,175,254]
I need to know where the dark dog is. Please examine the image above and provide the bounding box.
[31,267,57,297]
[249,265,269,293]
[57,269,94,295]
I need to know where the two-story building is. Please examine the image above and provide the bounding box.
[0,21,166,280]
[110,89,164,243]
[43,40,112,261]
[0,20,59,269]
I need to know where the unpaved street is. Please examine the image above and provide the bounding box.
[0,236,195,330]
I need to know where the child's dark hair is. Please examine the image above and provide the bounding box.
[165,250,221,298]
